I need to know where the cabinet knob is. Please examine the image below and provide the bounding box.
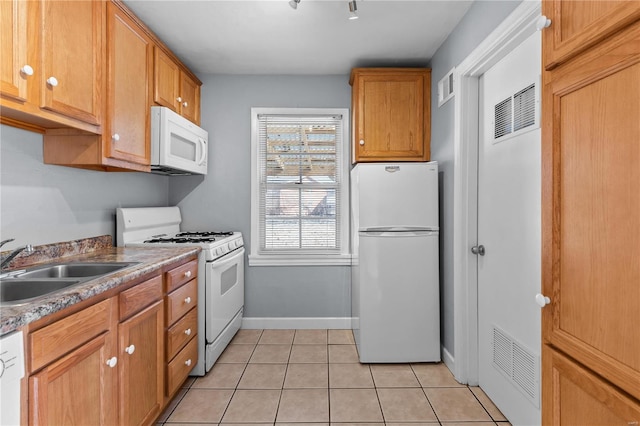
[183,101,188,108]
[112,133,120,142]
[536,15,551,31]
[184,296,192,304]
[184,328,192,336]
[359,139,365,146]
[46,76,58,87]
[535,293,551,307]
[20,65,34,76]
[124,344,135,355]
[185,359,192,367]
[176,96,182,102]
[184,270,192,278]
[106,357,118,368]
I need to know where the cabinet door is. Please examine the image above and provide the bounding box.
[353,70,430,162]
[0,0,28,102]
[542,0,640,70]
[29,332,117,426]
[541,22,640,401]
[154,47,180,112]
[179,72,200,124]
[118,300,164,426]
[106,2,151,166]
[40,0,103,126]
[542,346,640,425]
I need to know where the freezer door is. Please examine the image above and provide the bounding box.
[352,162,438,230]
[355,231,440,363]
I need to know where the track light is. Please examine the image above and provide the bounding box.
[348,0,358,20]
[289,0,300,10]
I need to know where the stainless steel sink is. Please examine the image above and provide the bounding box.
[17,262,137,279]
[0,279,82,304]
[0,262,139,305]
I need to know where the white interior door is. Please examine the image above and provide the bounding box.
[477,31,541,426]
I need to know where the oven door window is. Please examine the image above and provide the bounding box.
[206,248,245,344]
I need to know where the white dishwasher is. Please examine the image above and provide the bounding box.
[0,331,25,425]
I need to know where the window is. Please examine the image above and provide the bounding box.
[250,108,350,266]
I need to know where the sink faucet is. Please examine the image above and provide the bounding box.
[0,239,34,270]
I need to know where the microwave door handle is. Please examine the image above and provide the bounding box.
[197,138,207,166]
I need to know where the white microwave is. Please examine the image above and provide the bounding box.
[150,106,208,175]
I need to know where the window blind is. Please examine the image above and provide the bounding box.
[257,114,343,252]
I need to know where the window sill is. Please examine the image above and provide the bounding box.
[248,253,352,266]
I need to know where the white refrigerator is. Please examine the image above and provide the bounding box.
[351,162,440,363]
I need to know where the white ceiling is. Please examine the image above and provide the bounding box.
[123,0,474,76]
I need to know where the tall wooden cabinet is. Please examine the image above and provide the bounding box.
[350,68,431,163]
[541,0,640,423]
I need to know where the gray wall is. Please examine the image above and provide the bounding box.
[0,125,169,250]
[169,75,352,318]
[429,0,523,357]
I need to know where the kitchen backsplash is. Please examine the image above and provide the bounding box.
[1,235,113,270]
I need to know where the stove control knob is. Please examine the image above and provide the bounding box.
[216,248,222,256]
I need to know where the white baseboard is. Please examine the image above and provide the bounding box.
[442,345,455,373]
[242,317,352,329]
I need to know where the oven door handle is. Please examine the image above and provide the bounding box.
[212,247,245,267]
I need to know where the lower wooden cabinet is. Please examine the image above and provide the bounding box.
[543,346,640,425]
[29,328,118,425]
[118,300,164,425]
[25,255,198,425]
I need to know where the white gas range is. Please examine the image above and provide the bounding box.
[116,206,244,376]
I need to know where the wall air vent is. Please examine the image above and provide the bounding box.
[492,325,540,408]
[438,68,455,107]
[494,97,512,139]
[493,81,539,142]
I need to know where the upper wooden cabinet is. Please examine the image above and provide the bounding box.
[40,0,103,126]
[105,1,152,167]
[43,1,152,172]
[350,68,431,163]
[541,1,640,422]
[154,47,201,125]
[1,0,201,172]
[0,0,28,103]
[542,0,640,70]
[0,0,103,133]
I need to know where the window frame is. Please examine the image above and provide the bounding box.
[249,107,351,266]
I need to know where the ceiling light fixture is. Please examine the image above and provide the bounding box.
[289,0,300,10]
[348,0,358,20]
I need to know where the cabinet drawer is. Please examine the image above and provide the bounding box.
[119,275,163,320]
[29,298,115,372]
[166,279,197,325]
[166,259,198,293]
[166,336,197,397]
[166,307,197,360]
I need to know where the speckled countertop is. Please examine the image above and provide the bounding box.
[0,245,200,336]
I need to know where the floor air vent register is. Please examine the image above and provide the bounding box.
[492,325,540,408]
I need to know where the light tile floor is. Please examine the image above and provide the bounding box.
[157,329,511,425]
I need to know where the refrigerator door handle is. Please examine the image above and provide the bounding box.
[360,226,439,232]
[361,230,438,237]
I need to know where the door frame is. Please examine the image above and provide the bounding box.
[451,0,540,385]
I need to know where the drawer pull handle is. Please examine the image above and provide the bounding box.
[184,270,192,278]
[184,328,192,336]
[106,357,118,368]
[184,296,192,304]
[183,101,188,108]
[125,344,135,355]
[46,76,58,87]
[177,96,182,102]
[185,359,192,367]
